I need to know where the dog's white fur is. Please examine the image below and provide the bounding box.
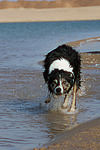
[49,58,73,74]
[54,78,63,94]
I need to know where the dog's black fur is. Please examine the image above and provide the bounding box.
[43,44,81,91]
[43,45,81,111]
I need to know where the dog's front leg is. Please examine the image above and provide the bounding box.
[62,91,72,109]
[69,83,77,112]
[62,94,69,109]
[45,93,51,103]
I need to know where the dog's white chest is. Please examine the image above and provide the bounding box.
[49,58,73,74]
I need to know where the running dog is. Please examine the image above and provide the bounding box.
[43,44,81,112]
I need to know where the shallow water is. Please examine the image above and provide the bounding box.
[0,21,100,149]
[0,52,100,149]
[76,37,100,52]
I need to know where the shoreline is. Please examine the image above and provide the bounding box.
[39,117,100,150]
[66,36,100,47]
[34,37,100,150]
[0,6,100,23]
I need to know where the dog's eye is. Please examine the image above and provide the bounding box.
[53,80,57,85]
[51,80,57,87]
[63,81,67,84]
[63,81,70,87]
[62,80,68,85]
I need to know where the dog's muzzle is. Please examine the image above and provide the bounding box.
[55,87,63,95]
[56,87,61,94]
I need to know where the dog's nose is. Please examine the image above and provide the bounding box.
[56,87,61,94]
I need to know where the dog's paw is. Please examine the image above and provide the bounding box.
[45,99,51,103]
[68,107,76,113]
[45,95,51,103]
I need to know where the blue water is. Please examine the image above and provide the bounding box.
[0,21,100,150]
[0,20,100,69]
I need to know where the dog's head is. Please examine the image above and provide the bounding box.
[47,69,75,96]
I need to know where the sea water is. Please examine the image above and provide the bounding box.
[0,21,100,69]
[0,20,100,149]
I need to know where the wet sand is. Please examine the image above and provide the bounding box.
[35,117,100,150]
[67,36,100,48]
[34,38,100,150]
[0,6,100,22]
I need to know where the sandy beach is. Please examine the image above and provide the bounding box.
[36,117,100,150]
[0,6,100,23]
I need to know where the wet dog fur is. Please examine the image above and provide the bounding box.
[43,44,81,112]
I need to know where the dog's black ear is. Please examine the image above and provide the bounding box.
[43,71,46,82]
[43,70,49,83]
[47,76,50,84]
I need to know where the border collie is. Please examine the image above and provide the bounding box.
[43,45,81,112]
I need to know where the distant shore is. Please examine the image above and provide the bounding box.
[0,6,100,23]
